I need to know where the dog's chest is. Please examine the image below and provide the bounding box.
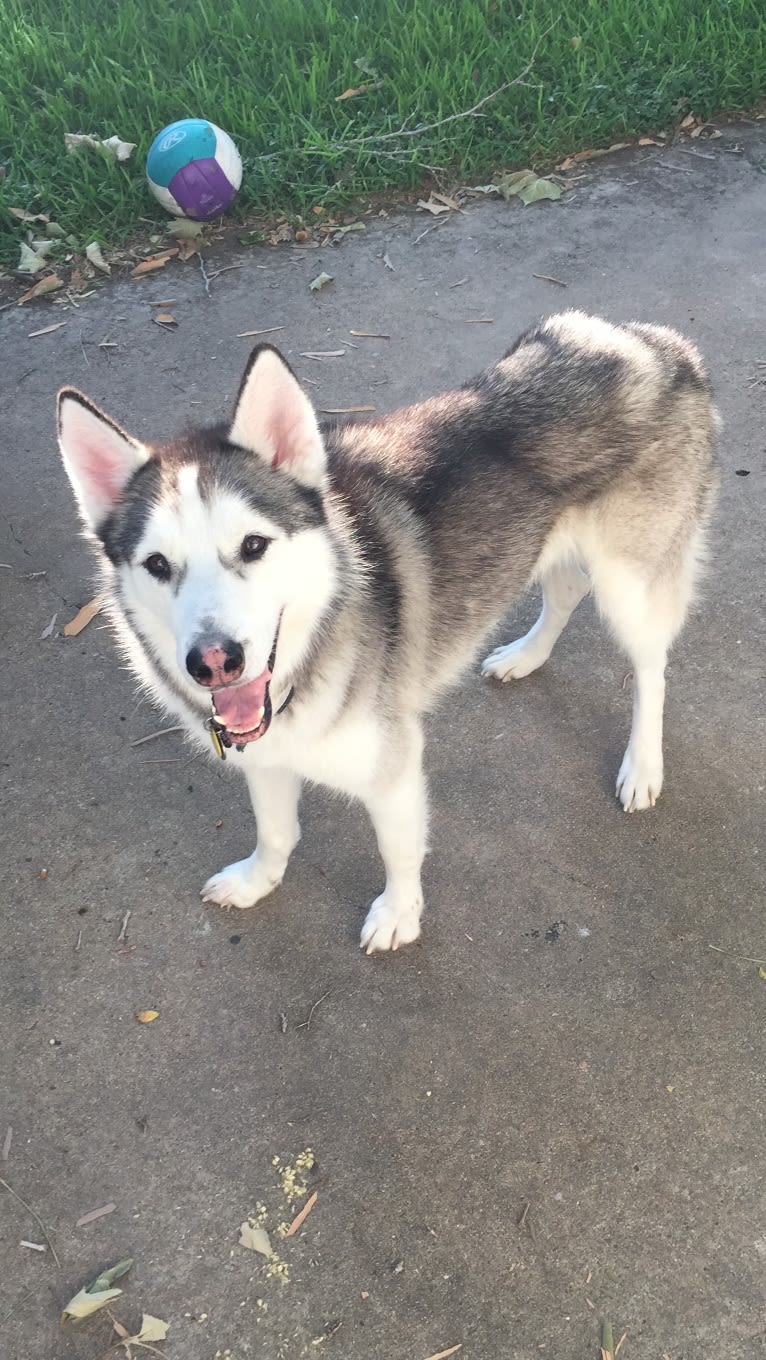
[243,704,383,795]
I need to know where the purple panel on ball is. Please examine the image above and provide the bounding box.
[168,157,237,220]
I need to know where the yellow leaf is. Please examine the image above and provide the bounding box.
[138,1314,170,1341]
[135,1009,159,1024]
[239,1221,272,1255]
[61,1286,123,1323]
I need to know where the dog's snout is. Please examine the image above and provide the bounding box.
[186,638,245,688]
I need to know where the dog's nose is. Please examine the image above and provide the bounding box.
[186,638,245,688]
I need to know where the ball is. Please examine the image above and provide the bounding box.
[146,119,242,220]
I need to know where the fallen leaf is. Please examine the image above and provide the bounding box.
[167,218,204,239]
[679,112,697,129]
[17,274,64,304]
[20,1239,46,1251]
[758,967,766,980]
[285,1190,318,1237]
[430,191,463,212]
[270,221,294,244]
[423,1346,462,1360]
[85,242,111,275]
[335,81,382,100]
[45,222,66,239]
[332,221,366,238]
[64,132,136,160]
[154,312,177,326]
[8,206,49,223]
[638,137,663,146]
[64,596,101,637]
[497,170,561,205]
[40,612,58,640]
[300,349,345,359]
[131,251,177,278]
[309,272,333,291]
[417,197,451,215]
[383,251,394,270]
[17,241,49,274]
[112,1319,131,1339]
[239,1221,272,1255]
[177,239,198,262]
[61,1259,133,1324]
[138,1314,170,1342]
[28,322,67,338]
[76,1203,116,1227]
[135,1010,160,1024]
[690,124,721,140]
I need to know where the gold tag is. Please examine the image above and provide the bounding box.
[205,717,226,760]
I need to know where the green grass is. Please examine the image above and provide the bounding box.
[1,0,765,263]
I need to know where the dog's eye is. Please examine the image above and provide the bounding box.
[241,534,269,562]
[144,552,171,581]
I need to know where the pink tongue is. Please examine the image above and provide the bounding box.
[213,667,271,732]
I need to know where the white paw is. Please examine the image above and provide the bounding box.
[481,636,548,682]
[201,854,283,910]
[360,893,423,954]
[616,750,663,812]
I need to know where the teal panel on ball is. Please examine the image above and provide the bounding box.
[146,120,216,188]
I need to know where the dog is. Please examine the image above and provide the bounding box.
[57,311,719,952]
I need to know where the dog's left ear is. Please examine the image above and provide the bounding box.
[229,345,326,488]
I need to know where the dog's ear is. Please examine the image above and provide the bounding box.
[229,345,326,488]
[57,389,148,532]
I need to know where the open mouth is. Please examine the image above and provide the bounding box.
[208,663,274,751]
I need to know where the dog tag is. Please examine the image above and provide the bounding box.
[204,716,227,760]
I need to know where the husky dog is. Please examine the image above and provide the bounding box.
[57,312,718,952]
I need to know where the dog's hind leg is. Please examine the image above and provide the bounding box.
[593,549,697,813]
[201,766,302,909]
[360,722,428,953]
[482,560,590,682]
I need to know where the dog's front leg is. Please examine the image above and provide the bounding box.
[201,765,302,910]
[360,732,428,954]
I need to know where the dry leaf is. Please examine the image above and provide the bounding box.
[319,405,376,414]
[383,251,394,271]
[61,1258,133,1324]
[40,612,58,640]
[131,251,177,278]
[76,1203,116,1227]
[135,1009,159,1024]
[430,191,462,211]
[239,1221,272,1255]
[86,242,111,275]
[690,124,721,139]
[350,330,390,339]
[17,242,49,274]
[17,274,64,304]
[8,206,49,223]
[177,239,198,262]
[112,1319,131,1339]
[64,133,135,160]
[138,1314,170,1341]
[497,170,561,205]
[638,137,663,146]
[64,596,101,637]
[300,349,345,359]
[332,221,365,238]
[423,1346,462,1360]
[28,322,67,338]
[758,966,766,980]
[285,1190,318,1237]
[309,272,333,291]
[417,197,451,215]
[679,112,697,129]
[168,218,204,239]
[335,81,382,100]
[154,312,177,326]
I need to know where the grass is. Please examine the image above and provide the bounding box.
[1,0,765,263]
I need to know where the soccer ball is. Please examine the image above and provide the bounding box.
[146,119,243,220]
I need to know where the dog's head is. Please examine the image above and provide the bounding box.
[57,346,338,746]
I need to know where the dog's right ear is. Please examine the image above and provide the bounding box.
[57,389,148,532]
[229,344,326,488]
